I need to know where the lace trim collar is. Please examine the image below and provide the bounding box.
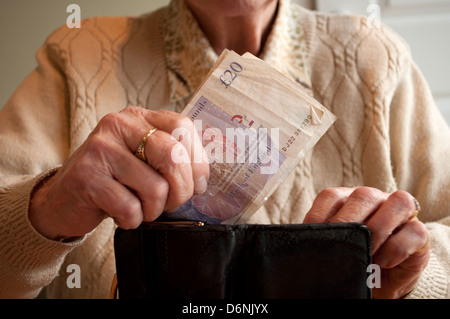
[163,0,311,106]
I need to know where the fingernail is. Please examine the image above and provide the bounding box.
[195,176,208,194]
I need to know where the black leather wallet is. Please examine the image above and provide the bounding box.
[113,221,372,299]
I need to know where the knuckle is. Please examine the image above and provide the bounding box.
[116,199,142,229]
[86,133,107,150]
[315,187,351,208]
[173,116,194,131]
[382,221,429,267]
[317,188,341,201]
[69,137,110,179]
[120,106,150,120]
[349,187,381,204]
[389,190,415,212]
[120,105,141,114]
[387,242,409,267]
[120,199,141,219]
[409,220,429,243]
[98,112,121,128]
[165,141,191,166]
[96,112,129,138]
[164,142,180,164]
[84,134,113,160]
[148,178,170,202]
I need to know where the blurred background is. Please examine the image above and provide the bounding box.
[0,0,449,124]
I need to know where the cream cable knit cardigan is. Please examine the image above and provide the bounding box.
[0,0,449,299]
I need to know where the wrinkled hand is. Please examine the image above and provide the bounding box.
[303,187,430,299]
[29,106,209,239]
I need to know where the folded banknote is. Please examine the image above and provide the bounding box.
[162,50,336,224]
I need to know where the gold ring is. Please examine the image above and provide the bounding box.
[409,209,419,222]
[415,239,430,253]
[134,128,157,162]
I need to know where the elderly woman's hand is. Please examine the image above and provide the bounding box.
[303,187,430,299]
[29,106,209,240]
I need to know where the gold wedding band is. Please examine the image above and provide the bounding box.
[409,210,419,222]
[134,128,157,162]
[415,238,430,253]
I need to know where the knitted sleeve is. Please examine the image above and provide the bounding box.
[0,37,85,298]
[388,52,450,298]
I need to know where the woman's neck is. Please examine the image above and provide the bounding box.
[185,0,279,56]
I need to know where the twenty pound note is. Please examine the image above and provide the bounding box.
[162,50,336,224]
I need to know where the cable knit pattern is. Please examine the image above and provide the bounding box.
[0,0,449,298]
